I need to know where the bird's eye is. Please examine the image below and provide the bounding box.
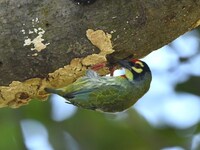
[134,63,141,68]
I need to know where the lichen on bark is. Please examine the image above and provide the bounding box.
[0,29,114,108]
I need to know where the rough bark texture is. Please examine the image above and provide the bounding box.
[0,0,200,108]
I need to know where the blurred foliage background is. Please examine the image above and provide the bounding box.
[0,27,200,150]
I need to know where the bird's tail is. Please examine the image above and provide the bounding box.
[44,88,64,96]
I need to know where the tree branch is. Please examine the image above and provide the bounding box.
[0,0,200,108]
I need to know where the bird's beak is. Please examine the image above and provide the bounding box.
[118,60,132,70]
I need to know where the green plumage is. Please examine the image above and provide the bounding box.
[45,59,152,112]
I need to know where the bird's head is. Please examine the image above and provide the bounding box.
[118,59,152,82]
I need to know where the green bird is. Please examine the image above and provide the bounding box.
[45,59,152,112]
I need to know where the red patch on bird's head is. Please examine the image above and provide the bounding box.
[130,59,139,63]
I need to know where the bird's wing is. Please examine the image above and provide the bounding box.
[59,70,127,99]
[63,76,125,100]
[62,83,129,111]
[63,84,123,100]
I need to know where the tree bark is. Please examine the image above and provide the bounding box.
[0,0,200,108]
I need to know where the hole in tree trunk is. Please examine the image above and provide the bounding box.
[0,61,3,67]
[73,0,97,5]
